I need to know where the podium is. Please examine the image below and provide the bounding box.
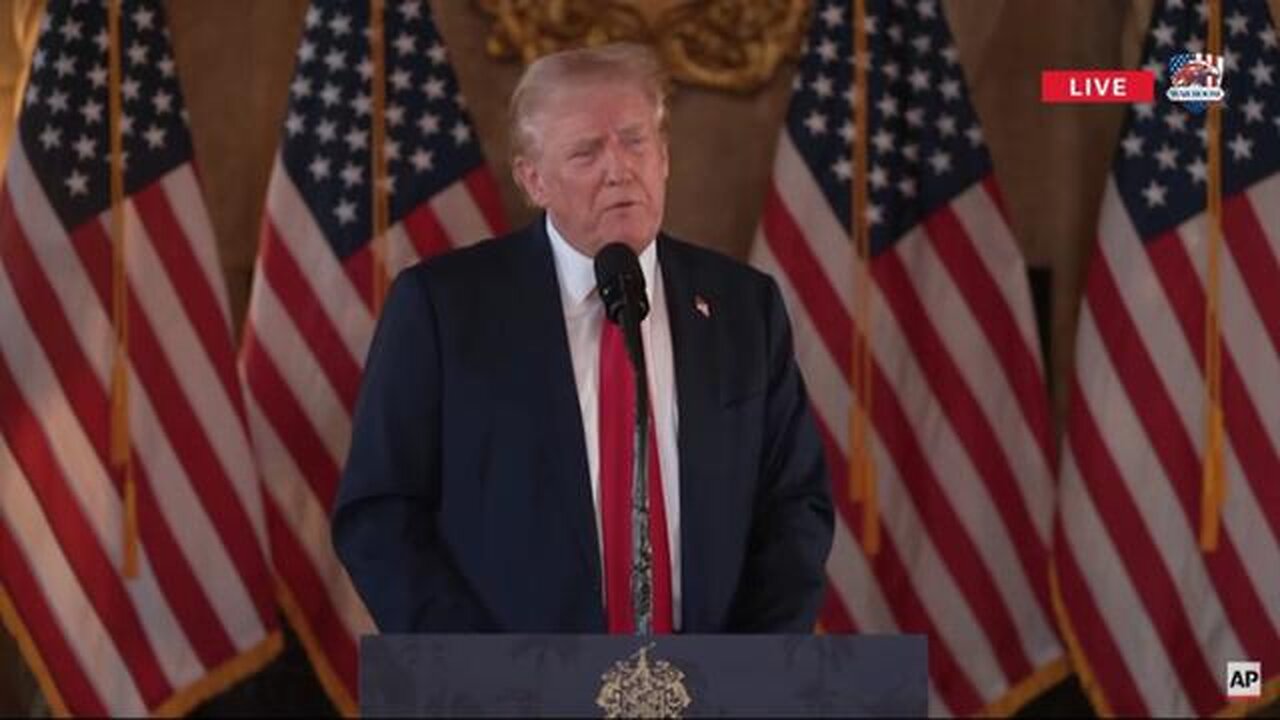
[360,634,926,717]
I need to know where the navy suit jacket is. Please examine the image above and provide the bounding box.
[332,219,833,633]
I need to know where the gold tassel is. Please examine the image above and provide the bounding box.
[849,0,879,555]
[107,0,137,578]
[370,0,390,314]
[1200,0,1224,553]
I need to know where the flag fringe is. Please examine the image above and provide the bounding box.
[0,584,70,717]
[1,584,282,716]
[274,576,359,717]
[981,656,1071,717]
[1049,560,1116,717]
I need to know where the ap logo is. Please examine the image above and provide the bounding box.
[1226,661,1262,699]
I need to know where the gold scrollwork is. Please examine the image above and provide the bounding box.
[475,0,810,93]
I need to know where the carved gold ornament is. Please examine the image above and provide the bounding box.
[474,0,810,93]
[596,644,692,718]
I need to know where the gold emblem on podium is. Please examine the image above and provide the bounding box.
[596,644,692,718]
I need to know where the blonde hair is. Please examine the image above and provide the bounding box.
[507,42,669,162]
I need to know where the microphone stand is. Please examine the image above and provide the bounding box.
[619,303,654,636]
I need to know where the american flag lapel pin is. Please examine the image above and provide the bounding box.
[694,295,711,318]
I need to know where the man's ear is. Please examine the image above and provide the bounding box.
[512,155,545,208]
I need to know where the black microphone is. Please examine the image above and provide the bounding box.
[593,242,655,635]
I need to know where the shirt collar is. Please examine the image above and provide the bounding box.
[546,214,658,309]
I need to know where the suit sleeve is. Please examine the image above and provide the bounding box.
[727,277,835,631]
[331,268,494,632]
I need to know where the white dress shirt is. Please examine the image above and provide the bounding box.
[545,216,682,628]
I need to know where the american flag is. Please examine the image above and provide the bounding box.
[0,0,280,715]
[1055,0,1280,714]
[237,0,505,712]
[750,0,1064,714]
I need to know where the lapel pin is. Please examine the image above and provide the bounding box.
[694,295,711,318]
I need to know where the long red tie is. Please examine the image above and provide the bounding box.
[598,318,673,633]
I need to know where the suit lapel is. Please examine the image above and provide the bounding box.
[507,223,601,581]
[658,237,721,631]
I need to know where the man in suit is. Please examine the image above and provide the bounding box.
[332,43,833,634]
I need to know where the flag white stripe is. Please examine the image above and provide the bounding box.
[1104,197,1277,636]
[428,180,494,247]
[1072,287,1245,689]
[115,200,270,575]
[160,167,235,333]
[247,276,353,468]
[246,394,374,639]
[9,152,266,648]
[265,157,373,364]
[772,135,855,310]
[0,437,146,717]
[825,515,897,632]
[873,429,1007,700]
[750,234,850,454]
[894,230,1058,663]
[949,185,1045,374]
[1059,438,1190,715]
[1245,173,1280,259]
[0,258,203,690]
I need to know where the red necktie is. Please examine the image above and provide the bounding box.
[598,318,673,633]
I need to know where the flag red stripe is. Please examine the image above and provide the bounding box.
[267,504,358,691]
[924,203,1054,461]
[875,250,1037,683]
[0,521,109,716]
[820,423,986,712]
[922,208,1055,616]
[1052,516,1148,716]
[1,204,241,667]
[1222,194,1280,355]
[242,329,342,509]
[809,413,860,635]
[869,336,1035,687]
[1141,237,1280,666]
[343,242,375,314]
[760,185,852,366]
[70,219,280,631]
[0,355,173,707]
[132,182,246,422]
[462,167,507,236]
[402,202,453,261]
[871,525,985,714]
[1080,258,1220,713]
[810,398,985,710]
[1147,231,1280,538]
[260,223,363,411]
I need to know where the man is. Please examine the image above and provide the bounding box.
[332,43,833,634]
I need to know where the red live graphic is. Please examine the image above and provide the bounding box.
[1041,70,1155,103]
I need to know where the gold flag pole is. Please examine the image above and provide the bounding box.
[1200,0,1224,552]
[107,0,138,578]
[370,0,389,313]
[849,0,878,555]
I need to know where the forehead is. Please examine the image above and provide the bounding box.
[531,83,659,141]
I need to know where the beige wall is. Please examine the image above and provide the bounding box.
[4,0,1280,712]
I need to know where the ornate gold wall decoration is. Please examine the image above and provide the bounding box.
[474,0,810,93]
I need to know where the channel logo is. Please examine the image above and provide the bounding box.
[1226,661,1262,699]
[1165,52,1226,112]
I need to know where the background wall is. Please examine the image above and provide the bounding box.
[3,0,1279,714]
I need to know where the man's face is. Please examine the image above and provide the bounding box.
[514,83,669,256]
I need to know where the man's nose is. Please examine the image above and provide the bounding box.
[602,138,632,184]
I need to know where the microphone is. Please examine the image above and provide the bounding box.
[593,242,650,366]
[593,242,655,636]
